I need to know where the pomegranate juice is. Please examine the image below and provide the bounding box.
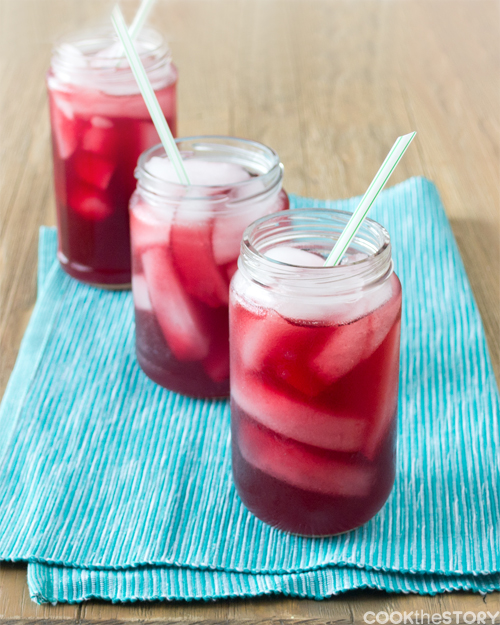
[47,28,177,286]
[230,211,402,535]
[130,138,288,397]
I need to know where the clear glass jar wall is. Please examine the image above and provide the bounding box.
[47,26,178,287]
[130,136,289,397]
[230,209,402,535]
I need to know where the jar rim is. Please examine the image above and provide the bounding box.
[49,25,174,94]
[51,25,169,65]
[239,208,393,292]
[135,136,284,204]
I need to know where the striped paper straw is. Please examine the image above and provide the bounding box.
[129,0,156,40]
[111,4,190,185]
[324,132,416,267]
[114,0,156,68]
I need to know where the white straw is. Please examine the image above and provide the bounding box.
[111,5,190,185]
[129,0,156,40]
[113,0,156,66]
[324,132,416,267]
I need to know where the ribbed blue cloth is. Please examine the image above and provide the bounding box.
[0,178,498,604]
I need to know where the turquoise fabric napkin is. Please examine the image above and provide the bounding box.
[0,178,499,604]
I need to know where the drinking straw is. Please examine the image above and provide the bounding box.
[111,4,190,185]
[324,132,416,267]
[113,0,156,66]
[129,0,156,40]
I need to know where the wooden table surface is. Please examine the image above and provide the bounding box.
[1,0,499,622]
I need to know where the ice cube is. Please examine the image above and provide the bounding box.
[231,298,270,372]
[279,267,396,325]
[231,271,279,313]
[212,187,288,266]
[237,414,373,497]
[311,323,368,383]
[230,177,265,202]
[183,159,251,186]
[68,183,112,220]
[311,275,401,384]
[144,155,173,181]
[90,115,113,129]
[89,42,124,69]
[81,116,117,157]
[65,87,141,118]
[132,273,153,312]
[234,237,397,326]
[232,253,367,325]
[142,247,210,361]
[58,43,87,69]
[231,300,328,397]
[145,157,251,187]
[212,205,255,266]
[265,245,325,267]
[231,370,367,453]
[52,92,74,120]
[74,152,115,190]
[266,289,368,325]
[144,157,201,203]
[89,41,151,70]
[366,273,401,328]
[50,93,80,160]
[130,201,173,252]
[170,218,229,308]
[145,159,265,304]
[50,41,175,101]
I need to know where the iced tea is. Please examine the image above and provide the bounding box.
[230,210,402,535]
[47,27,177,286]
[130,137,289,397]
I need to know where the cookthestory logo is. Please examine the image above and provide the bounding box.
[363,612,500,624]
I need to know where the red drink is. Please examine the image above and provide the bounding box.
[130,137,289,397]
[47,28,177,287]
[230,210,402,535]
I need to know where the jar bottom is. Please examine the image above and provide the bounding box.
[231,404,396,536]
[58,253,131,289]
[135,310,230,399]
[136,350,229,398]
[232,442,395,536]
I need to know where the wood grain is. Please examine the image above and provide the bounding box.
[0,0,499,621]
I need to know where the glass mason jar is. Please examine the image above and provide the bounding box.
[130,136,289,398]
[230,209,402,536]
[47,26,178,287]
